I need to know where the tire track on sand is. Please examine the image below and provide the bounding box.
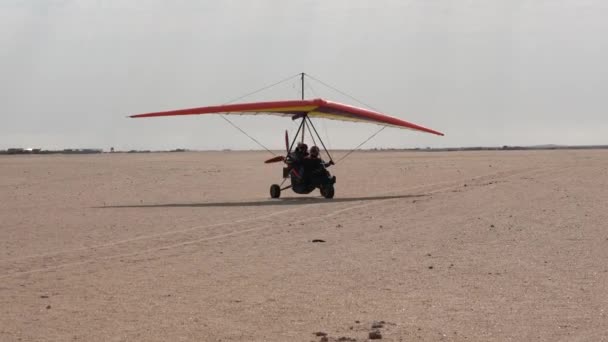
[0,166,557,279]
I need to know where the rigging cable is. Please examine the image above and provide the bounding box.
[216,72,302,155]
[223,72,302,104]
[336,126,386,163]
[306,73,381,111]
[304,119,318,147]
[306,73,389,162]
[219,113,277,156]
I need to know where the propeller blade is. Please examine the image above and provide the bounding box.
[264,156,285,164]
[285,130,289,153]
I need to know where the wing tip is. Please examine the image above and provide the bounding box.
[130,114,149,118]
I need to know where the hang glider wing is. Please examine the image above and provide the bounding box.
[130,98,444,136]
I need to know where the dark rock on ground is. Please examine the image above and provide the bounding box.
[371,321,384,329]
[369,330,382,339]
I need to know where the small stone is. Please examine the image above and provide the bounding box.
[40,295,49,298]
[336,224,342,228]
[371,321,384,329]
[369,330,382,339]
[428,266,434,269]
[320,337,329,342]
[314,332,327,337]
[46,305,51,310]
[490,224,495,228]
[311,239,326,243]
[337,337,356,342]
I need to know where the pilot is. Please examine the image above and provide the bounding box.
[294,142,309,160]
[288,143,308,182]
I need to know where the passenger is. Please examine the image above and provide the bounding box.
[303,146,335,186]
[307,146,333,168]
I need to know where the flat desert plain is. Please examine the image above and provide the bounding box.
[1,150,607,341]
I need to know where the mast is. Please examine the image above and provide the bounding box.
[301,72,305,100]
[286,72,332,162]
[301,72,305,143]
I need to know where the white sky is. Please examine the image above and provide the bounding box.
[1,0,607,150]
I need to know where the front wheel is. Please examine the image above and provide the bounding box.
[320,185,335,199]
[270,184,281,198]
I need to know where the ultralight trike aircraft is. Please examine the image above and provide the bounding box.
[130,73,444,199]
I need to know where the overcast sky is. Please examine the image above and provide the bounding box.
[2,0,607,150]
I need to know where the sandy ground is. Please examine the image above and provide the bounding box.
[1,150,607,341]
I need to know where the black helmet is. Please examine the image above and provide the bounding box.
[297,142,308,152]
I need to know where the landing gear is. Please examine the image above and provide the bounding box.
[320,184,335,199]
[269,111,337,199]
[270,184,281,198]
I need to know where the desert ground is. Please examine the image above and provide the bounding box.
[1,150,607,341]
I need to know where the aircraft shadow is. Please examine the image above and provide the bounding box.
[100,194,426,209]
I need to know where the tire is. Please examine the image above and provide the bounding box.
[321,184,335,199]
[270,184,281,198]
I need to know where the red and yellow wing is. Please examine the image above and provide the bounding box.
[130,98,444,136]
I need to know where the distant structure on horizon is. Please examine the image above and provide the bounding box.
[2,145,606,155]
[6,148,41,154]
[1,148,103,155]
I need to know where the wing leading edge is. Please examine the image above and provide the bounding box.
[130,98,444,136]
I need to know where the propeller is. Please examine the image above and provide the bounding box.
[264,130,290,164]
[285,129,289,154]
[264,155,285,163]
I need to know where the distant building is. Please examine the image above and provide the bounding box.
[7,148,25,154]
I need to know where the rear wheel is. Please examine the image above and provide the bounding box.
[270,184,281,198]
[320,185,335,199]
